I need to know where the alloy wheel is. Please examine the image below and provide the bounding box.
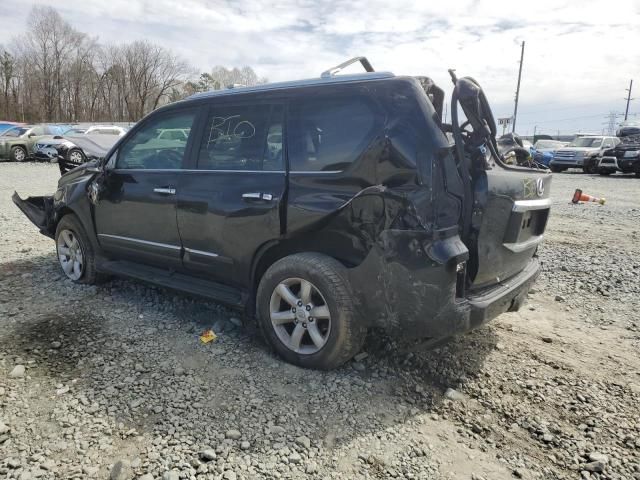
[14,148,26,162]
[269,278,331,354]
[69,150,84,163]
[57,229,84,281]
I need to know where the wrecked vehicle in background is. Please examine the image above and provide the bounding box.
[33,134,122,174]
[13,57,551,370]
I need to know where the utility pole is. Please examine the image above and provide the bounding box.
[624,79,633,121]
[512,41,525,133]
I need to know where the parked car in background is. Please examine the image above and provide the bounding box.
[0,124,67,162]
[0,121,24,134]
[13,58,551,369]
[532,139,566,166]
[64,127,87,135]
[84,125,128,136]
[597,134,640,177]
[616,121,640,138]
[549,135,620,172]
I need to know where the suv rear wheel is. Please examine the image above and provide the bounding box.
[256,253,365,369]
[55,214,101,284]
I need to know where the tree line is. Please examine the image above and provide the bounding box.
[0,6,266,124]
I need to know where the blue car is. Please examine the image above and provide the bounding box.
[0,122,22,134]
[532,140,566,166]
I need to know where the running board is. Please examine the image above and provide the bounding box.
[99,260,244,308]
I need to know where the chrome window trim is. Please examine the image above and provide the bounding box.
[98,234,181,250]
[184,247,219,258]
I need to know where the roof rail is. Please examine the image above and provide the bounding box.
[321,57,375,78]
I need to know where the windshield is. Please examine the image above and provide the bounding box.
[1,126,28,137]
[569,137,602,148]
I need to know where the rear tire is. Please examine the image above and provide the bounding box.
[10,146,27,162]
[55,214,102,284]
[256,253,366,370]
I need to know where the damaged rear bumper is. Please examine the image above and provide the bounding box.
[12,192,55,238]
[466,256,539,328]
[348,228,539,340]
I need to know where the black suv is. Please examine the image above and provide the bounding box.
[14,58,551,369]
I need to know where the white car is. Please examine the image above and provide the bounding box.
[84,125,129,136]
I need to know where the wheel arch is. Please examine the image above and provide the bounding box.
[248,238,352,317]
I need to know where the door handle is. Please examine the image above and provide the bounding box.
[242,192,275,201]
[153,187,176,195]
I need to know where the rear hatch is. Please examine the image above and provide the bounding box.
[470,168,550,289]
[441,73,552,293]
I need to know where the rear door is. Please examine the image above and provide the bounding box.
[176,100,286,286]
[94,107,200,269]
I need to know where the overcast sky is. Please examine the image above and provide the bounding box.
[1,0,639,135]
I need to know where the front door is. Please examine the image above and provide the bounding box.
[177,101,286,286]
[94,108,200,269]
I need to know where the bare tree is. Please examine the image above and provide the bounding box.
[1,6,266,123]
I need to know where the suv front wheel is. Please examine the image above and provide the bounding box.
[257,253,366,370]
[55,214,101,284]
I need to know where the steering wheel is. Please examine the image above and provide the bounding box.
[153,149,183,169]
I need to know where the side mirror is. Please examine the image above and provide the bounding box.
[28,133,36,138]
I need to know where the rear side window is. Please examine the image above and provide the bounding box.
[287,96,377,172]
[197,104,284,171]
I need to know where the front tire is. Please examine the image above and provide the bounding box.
[256,253,366,370]
[10,146,27,162]
[67,148,86,165]
[55,214,100,284]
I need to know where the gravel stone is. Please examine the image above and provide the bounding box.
[9,364,25,378]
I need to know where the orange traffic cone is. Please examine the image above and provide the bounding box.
[571,189,605,205]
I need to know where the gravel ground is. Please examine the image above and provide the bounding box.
[1,163,639,480]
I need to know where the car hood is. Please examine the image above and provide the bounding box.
[556,147,599,153]
[62,134,120,158]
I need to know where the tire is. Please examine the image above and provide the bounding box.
[10,146,28,162]
[598,170,612,176]
[256,252,366,370]
[550,165,562,173]
[55,214,101,284]
[66,148,86,165]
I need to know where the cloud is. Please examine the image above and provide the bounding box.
[1,0,639,134]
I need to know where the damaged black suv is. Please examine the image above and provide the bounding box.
[14,58,551,369]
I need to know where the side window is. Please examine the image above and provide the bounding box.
[197,104,284,171]
[602,139,614,148]
[31,126,45,136]
[117,111,195,170]
[288,96,377,172]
